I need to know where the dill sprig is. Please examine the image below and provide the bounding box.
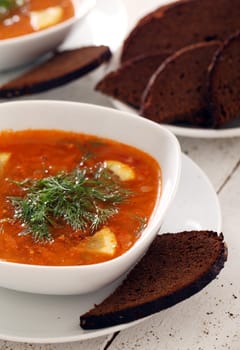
[134,215,147,236]
[8,162,131,242]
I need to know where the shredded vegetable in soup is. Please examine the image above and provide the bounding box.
[0,0,74,39]
[0,129,161,266]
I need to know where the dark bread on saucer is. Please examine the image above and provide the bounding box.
[95,52,170,109]
[0,46,112,98]
[141,41,220,127]
[121,0,240,63]
[208,31,240,128]
[80,230,227,330]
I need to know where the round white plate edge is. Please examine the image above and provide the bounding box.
[112,100,240,139]
[0,153,222,344]
[183,153,221,232]
[161,153,222,233]
[0,317,145,344]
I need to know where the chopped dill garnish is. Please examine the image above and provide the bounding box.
[7,162,131,243]
[133,215,147,236]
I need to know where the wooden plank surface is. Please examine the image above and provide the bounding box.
[0,0,240,349]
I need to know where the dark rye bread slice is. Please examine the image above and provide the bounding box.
[0,46,112,98]
[208,31,240,128]
[121,0,240,62]
[95,52,170,109]
[141,41,220,127]
[80,230,227,330]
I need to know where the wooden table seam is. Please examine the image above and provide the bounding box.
[217,158,240,194]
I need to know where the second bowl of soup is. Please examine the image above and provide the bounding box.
[0,0,96,70]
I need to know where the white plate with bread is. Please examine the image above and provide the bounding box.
[0,153,222,343]
[95,0,240,138]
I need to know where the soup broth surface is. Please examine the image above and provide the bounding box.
[0,129,161,266]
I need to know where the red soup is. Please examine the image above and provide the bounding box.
[0,130,161,266]
[0,0,75,40]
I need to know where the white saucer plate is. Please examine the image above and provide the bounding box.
[0,153,221,344]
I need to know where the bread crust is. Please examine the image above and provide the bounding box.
[80,231,227,329]
[95,52,170,109]
[121,0,240,62]
[0,46,112,98]
[207,31,240,127]
[140,41,220,127]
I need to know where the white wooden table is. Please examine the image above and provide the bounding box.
[0,0,239,349]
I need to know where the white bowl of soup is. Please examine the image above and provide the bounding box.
[0,100,181,295]
[0,0,96,71]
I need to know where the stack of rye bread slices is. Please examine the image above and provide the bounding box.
[80,230,227,329]
[96,0,240,128]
